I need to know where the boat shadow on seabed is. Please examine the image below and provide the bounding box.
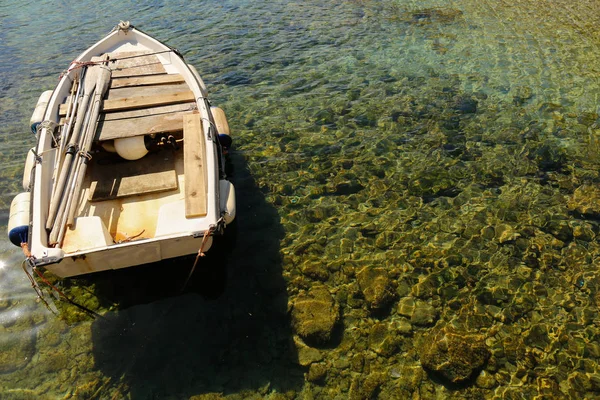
[52,152,304,397]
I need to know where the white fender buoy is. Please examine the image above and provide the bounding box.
[211,107,231,136]
[101,140,117,153]
[114,136,148,160]
[30,90,54,134]
[7,192,30,247]
[219,180,236,225]
[22,148,36,190]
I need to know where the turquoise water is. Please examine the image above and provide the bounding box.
[2,0,600,398]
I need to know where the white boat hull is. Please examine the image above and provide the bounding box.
[13,22,235,277]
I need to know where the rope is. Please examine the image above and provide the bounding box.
[20,242,31,258]
[180,219,224,291]
[32,266,104,319]
[38,121,59,146]
[78,150,92,160]
[59,60,102,80]
[116,229,145,244]
[21,259,55,312]
[20,244,103,319]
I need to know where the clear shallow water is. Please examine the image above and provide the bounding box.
[2,0,600,398]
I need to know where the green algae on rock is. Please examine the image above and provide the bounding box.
[293,336,324,367]
[418,325,490,383]
[397,297,439,327]
[368,322,401,357]
[291,286,340,345]
[568,185,600,218]
[0,329,36,374]
[357,266,395,311]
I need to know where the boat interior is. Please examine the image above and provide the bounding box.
[56,51,208,254]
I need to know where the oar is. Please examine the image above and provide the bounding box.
[53,69,84,183]
[48,95,96,245]
[49,71,82,212]
[55,156,84,246]
[66,63,112,228]
[46,65,98,230]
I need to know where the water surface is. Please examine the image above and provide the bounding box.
[1,0,600,398]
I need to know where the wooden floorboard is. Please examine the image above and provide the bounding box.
[183,112,207,218]
[88,151,178,202]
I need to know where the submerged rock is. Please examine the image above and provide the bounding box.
[524,323,551,350]
[398,297,439,326]
[189,394,226,400]
[495,223,519,243]
[368,322,401,356]
[512,86,533,106]
[529,143,567,172]
[411,301,439,326]
[348,372,385,400]
[0,329,36,373]
[293,336,323,367]
[475,370,498,389]
[409,8,464,25]
[391,364,425,392]
[332,181,364,196]
[291,286,340,345]
[570,221,596,242]
[313,108,335,126]
[306,362,328,383]
[578,112,599,126]
[419,326,490,383]
[453,95,478,114]
[568,185,600,218]
[357,267,395,310]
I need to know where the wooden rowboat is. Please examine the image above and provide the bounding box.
[8,21,236,278]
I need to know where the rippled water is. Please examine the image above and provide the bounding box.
[2,0,600,398]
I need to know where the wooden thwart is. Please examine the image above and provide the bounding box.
[101,102,196,122]
[110,74,184,89]
[96,103,196,141]
[183,112,207,218]
[105,83,190,101]
[103,52,167,78]
[59,90,195,115]
[88,151,178,202]
[103,90,196,113]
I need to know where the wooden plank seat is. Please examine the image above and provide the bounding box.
[183,112,207,218]
[59,84,195,115]
[101,90,195,113]
[95,103,196,141]
[109,74,185,89]
[100,51,167,78]
[105,82,191,101]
